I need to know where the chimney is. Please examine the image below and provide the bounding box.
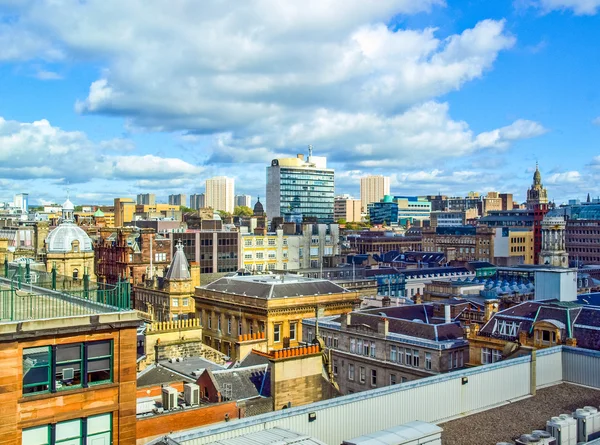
[444,304,451,323]
[484,299,499,322]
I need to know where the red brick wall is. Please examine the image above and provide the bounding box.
[136,381,185,399]
[136,402,238,443]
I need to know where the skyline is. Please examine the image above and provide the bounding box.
[1,1,600,205]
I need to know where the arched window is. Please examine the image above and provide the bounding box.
[73,269,79,280]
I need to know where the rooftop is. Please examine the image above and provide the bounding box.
[201,275,349,299]
[137,363,195,387]
[159,357,226,378]
[203,427,327,445]
[441,383,600,445]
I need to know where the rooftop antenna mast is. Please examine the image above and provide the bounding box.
[308,144,313,158]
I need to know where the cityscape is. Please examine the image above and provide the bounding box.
[2,1,600,445]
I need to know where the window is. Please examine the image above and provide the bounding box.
[390,374,397,385]
[401,377,407,383]
[244,253,253,260]
[274,324,281,343]
[371,369,377,386]
[217,316,222,332]
[481,348,500,364]
[359,366,366,383]
[268,238,276,246]
[256,252,264,259]
[256,239,264,246]
[350,338,356,353]
[425,352,432,370]
[357,339,363,354]
[348,364,355,380]
[413,350,419,367]
[244,239,252,247]
[289,322,297,341]
[23,341,112,396]
[370,342,376,358]
[23,346,50,394]
[333,359,338,375]
[405,349,412,366]
[333,337,339,348]
[227,317,232,334]
[390,345,397,362]
[172,298,179,307]
[182,298,189,307]
[208,313,212,329]
[238,318,242,335]
[22,413,112,445]
[363,340,370,356]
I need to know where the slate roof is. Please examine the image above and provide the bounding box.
[210,364,270,399]
[159,357,225,378]
[202,275,348,299]
[137,364,195,387]
[204,427,327,445]
[240,351,271,368]
[165,242,191,280]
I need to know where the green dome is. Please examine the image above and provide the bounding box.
[383,195,394,203]
[93,208,105,217]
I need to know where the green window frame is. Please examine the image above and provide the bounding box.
[21,413,112,445]
[23,341,114,396]
[23,346,51,395]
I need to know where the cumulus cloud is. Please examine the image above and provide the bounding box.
[545,171,582,184]
[0,117,203,182]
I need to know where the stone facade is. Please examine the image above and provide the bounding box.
[539,216,569,267]
[422,226,495,262]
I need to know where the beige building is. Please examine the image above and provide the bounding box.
[334,196,362,222]
[360,175,390,212]
[241,229,299,272]
[45,199,96,280]
[194,275,360,361]
[134,241,200,321]
[483,191,503,215]
[493,227,535,265]
[206,176,235,213]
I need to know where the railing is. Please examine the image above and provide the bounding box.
[0,262,131,321]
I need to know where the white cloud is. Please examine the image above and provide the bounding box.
[546,171,582,184]
[530,0,600,15]
[593,116,600,126]
[0,117,203,182]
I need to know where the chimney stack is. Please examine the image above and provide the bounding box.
[444,304,451,323]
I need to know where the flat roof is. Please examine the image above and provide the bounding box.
[204,427,327,445]
[441,383,600,445]
[159,357,226,378]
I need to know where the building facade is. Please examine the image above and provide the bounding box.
[240,229,299,272]
[360,175,390,213]
[206,176,235,213]
[493,227,535,265]
[347,231,422,255]
[168,194,187,206]
[234,195,252,208]
[137,193,156,206]
[538,215,569,266]
[189,193,206,210]
[334,196,361,223]
[194,275,360,361]
[114,197,136,227]
[304,305,469,395]
[266,152,335,222]
[527,163,549,208]
[169,229,240,274]
[422,226,495,263]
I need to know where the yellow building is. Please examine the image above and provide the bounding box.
[194,275,360,361]
[45,198,96,280]
[134,242,200,321]
[241,229,298,272]
[114,197,135,227]
[493,227,535,265]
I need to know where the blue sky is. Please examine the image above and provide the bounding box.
[0,0,599,206]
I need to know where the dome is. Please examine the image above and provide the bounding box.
[253,197,264,215]
[46,222,93,253]
[62,198,75,211]
[93,208,105,217]
[533,163,542,185]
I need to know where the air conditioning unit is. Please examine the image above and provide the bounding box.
[62,368,75,380]
[184,383,200,406]
[573,406,600,442]
[515,434,540,444]
[161,386,178,411]
[547,415,577,445]
[531,430,557,445]
[136,397,155,415]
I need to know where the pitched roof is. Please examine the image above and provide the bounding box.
[137,364,194,387]
[165,241,191,280]
[210,365,270,400]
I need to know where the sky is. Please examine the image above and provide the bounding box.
[0,0,600,207]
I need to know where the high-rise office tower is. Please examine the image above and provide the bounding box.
[360,175,390,212]
[205,177,235,213]
[13,193,29,213]
[235,195,252,208]
[168,194,187,206]
[266,147,335,222]
[189,193,206,210]
[136,193,156,206]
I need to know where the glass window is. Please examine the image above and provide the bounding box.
[290,322,297,341]
[87,341,112,385]
[23,346,51,395]
[172,298,179,307]
[390,345,397,362]
[425,352,432,370]
[405,349,412,366]
[390,374,397,385]
[21,413,112,445]
[274,324,281,343]
[371,369,377,386]
[56,344,83,389]
[56,419,81,445]
[87,413,112,444]
[350,338,356,353]
[348,364,354,381]
[359,366,366,383]
[333,359,338,375]
[182,298,189,307]
[370,342,376,358]
[227,318,232,334]
[413,350,419,367]
[357,339,363,354]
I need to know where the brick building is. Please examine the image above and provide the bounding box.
[94,227,171,286]
[0,280,139,444]
[304,304,468,395]
[422,226,495,263]
[346,231,422,255]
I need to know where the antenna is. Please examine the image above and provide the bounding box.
[308,144,313,158]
